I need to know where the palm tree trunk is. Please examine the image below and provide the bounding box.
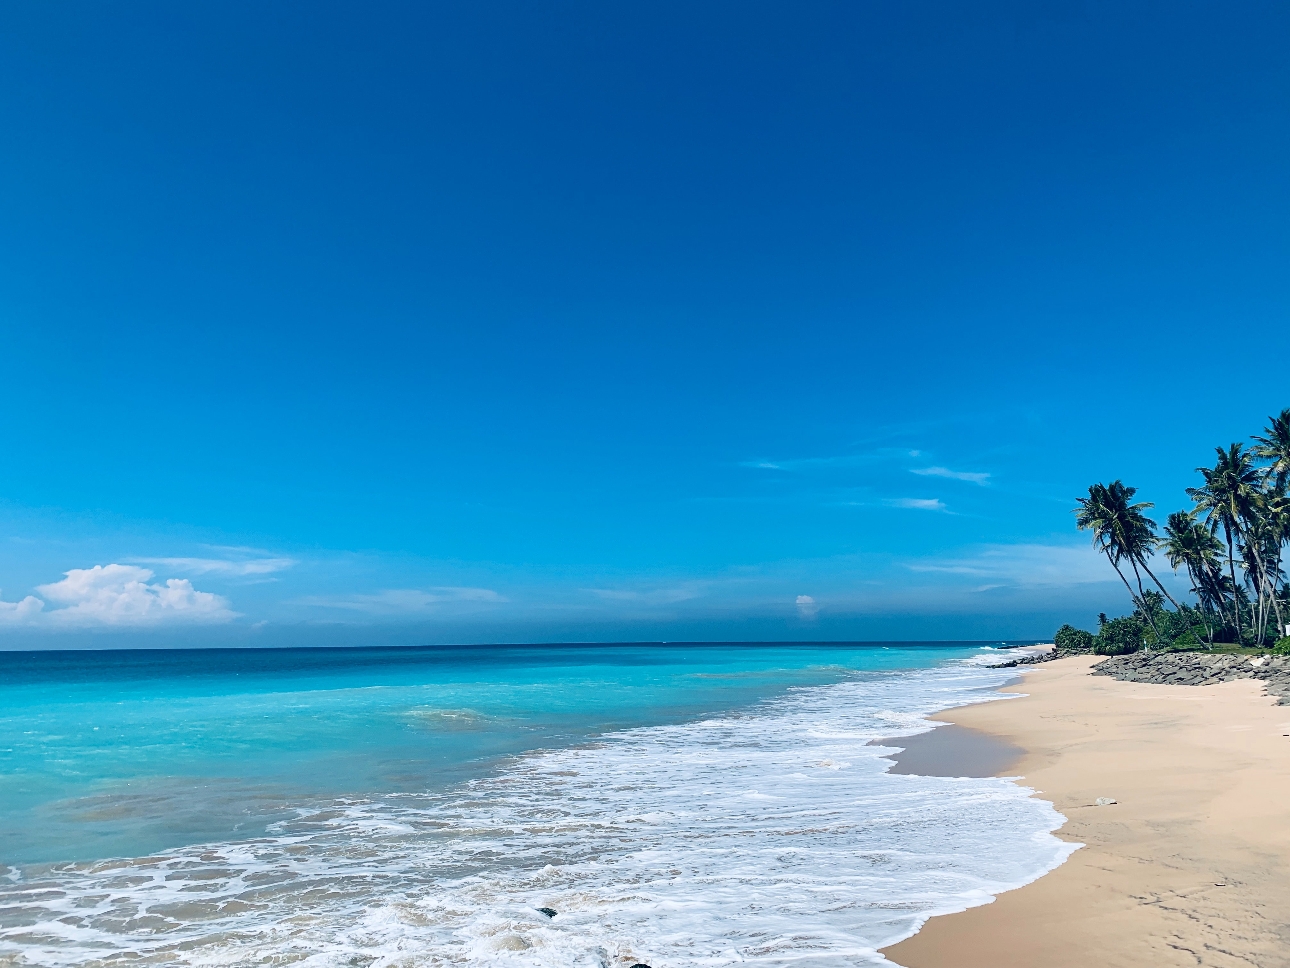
[1198,570,1221,643]
[1273,545,1287,637]
[1252,542,1283,642]
[1138,557,1182,610]
[1249,535,1269,644]
[1258,570,1271,644]
[1274,538,1286,636]
[1184,562,1214,647]
[1212,568,1235,637]
[1127,556,1162,645]
[1224,522,1240,640]
[1238,528,1275,645]
[1261,566,1283,639]
[1107,554,1141,613]
[1254,562,1267,645]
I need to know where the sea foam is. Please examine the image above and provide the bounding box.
[0,659,1075,967]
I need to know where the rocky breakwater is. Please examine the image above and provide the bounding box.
[993,644,1076,667]
[1091,651,1290,704]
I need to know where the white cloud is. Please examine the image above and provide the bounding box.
[132,556,296,576]
[0,594,45,622]
[0,564,236,629]
[588,586,702,605]
[298,587,506,614]
[911,466,990,484]
[907,543,1114,587]
[738,448,919,474]
[795,594,819,618]
[887,497,948,511]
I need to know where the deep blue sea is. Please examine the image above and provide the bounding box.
[0,642,1073,967]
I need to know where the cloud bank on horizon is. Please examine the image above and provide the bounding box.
[0,565,235,628]
[0,536,1163,643]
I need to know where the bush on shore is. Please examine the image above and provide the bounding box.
[1126,592,1216,649]
[1274,636,1290,656]
[1054,624,1096,653]
[1094,616,1145,655]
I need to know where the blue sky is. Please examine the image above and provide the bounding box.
[2,1,1288,647]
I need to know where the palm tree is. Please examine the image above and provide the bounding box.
[1263,486,1290,635]
[1163,510,1225,642]
[1252,412,1290,636]
[1252,408,1290,489]
[1076,483,1145,608]
[1187,444,1262,639]
[1244,487,1288,638]
[1075,481,1174,641]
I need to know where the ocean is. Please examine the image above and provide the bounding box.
[0,642,1074,967]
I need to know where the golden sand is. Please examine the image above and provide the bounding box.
[881,655,1290,968]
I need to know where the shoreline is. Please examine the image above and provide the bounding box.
[880,655,1290,968]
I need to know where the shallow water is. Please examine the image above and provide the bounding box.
[0,643,1073,966]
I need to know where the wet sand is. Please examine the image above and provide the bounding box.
[876,723,1024,778]
[881,655,1290,968]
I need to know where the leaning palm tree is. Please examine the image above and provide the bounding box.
[1187,444,1262,638]
[1252,408,1290,489]
[1088,481,1179,605]
[1076,483,1145,607]
[1075,481,1173,641]
[1128,515,1182,612]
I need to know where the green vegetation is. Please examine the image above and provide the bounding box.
[1068,409,1290,653]
[1054,624,1096,653]
[1093,616,1144,655]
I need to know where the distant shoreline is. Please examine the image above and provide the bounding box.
[880,656,1290,968]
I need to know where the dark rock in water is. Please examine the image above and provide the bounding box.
[629,963,652,968]
[993,639,1098,667]
[537,907,558,918]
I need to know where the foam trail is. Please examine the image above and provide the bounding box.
[0,660,1074,967]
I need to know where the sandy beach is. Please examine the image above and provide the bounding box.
[881,655,1290,968]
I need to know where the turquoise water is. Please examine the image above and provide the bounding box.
[0,642,985,865]
[0,642,1073,967]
